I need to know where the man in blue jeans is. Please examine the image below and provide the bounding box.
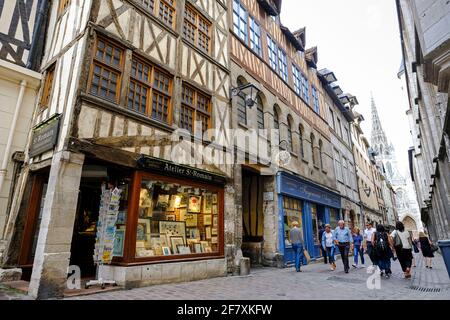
[290,221,304,272]
[334,220,354,273]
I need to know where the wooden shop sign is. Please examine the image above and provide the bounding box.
[136,155,227,185]
[29,114,61,158]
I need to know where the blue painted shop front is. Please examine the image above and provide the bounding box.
[277,172,341,266]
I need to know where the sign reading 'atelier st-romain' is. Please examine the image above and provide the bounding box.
[29,115,61,158]
[136,155,227,185]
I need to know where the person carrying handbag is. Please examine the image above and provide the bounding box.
[419,231,435,269]
[321,224,336,271]
[390,221,413,279]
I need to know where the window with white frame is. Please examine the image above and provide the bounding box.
[342,157,349,186]
[328,106,335,130]
[312,86,320,114]
[233,0,248,42]
[293,64,302,96]
[249,17,262,56]
[278,48,288,82]
[334,149,343,182]
[267,35,278,71]
[301,73,309,103]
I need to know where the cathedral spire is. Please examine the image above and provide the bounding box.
[370,94,389,155]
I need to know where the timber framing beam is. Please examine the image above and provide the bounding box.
[67,137,138,168]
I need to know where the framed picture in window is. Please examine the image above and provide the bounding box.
[205,227,212,239]
[170,236,185,254]
[159,221,186,241]
[203,215,212,226]
[203,193,212,213]
[212,193,218,204]
[177,245,191,255]
[185,213,198,227]
[113,229,125,257]
[211,236,218,244]
[137,219,150,241]
[212,205,218,215]
[188,195,202,213]
[211,227,218,236]
[194,243,203,253]
[179,193,188,208]
[166,214,176,221]
[162,246,171,255]
[213,215,218,227]
[200,241,209,252]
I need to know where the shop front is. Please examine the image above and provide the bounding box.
[94,156,228,288]
[277,172,341,266]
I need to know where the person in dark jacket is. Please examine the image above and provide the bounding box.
[419,231,434,269]
[318,224,327,264]
[391,221,413,279]
[371,224,394,278]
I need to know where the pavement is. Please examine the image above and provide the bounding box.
[1,253,449,300]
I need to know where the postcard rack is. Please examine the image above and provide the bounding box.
[85,186,121,289]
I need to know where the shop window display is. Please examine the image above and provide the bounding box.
[329,208,338,229]
[283,197,303,246]
[311,204,319,245]
[136,178,220,258]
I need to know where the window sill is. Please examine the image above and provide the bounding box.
[80,93,176,134]
[238,122,249,130]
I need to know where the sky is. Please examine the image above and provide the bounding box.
[281,0,413,174]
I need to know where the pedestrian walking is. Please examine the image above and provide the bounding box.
[372,224,394,278]
[391,221,413,279]
[352,227,365,268]
[318,224,328,264]
[419,231,435,269]
[412,236,420,267]
[363,222,377,267]
[290,221,305,272]
[321,224,336,271]
[334,220,353,273]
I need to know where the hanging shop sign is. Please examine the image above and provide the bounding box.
[29,114,61,158]
[136,155,227,185]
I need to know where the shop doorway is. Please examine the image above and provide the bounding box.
[350,210,356,231]
[18,169,50,281]
[241,168,264,265]
[69,162,132,279]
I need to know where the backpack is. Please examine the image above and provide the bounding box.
[375,232,389,255]
[393,230,402,250]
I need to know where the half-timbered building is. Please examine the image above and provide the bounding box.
[229,0,342,267]
[2,0,233,299]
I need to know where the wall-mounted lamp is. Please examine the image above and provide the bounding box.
[230,83,261,108]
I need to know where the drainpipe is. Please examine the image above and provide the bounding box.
[0,80,27,195]
[26,0,50,70]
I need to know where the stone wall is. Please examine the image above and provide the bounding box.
[100,258,227,289]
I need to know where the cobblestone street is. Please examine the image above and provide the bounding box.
[58,254,449,301]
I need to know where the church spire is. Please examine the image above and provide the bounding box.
[370,94,389,155]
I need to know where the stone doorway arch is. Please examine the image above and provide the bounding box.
[402,215,418,231]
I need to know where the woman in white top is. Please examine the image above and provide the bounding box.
[391,221,413,279]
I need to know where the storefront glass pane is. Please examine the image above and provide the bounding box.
[112,178,131,257]
[329,208,338,229]
[283,197,303,246]
[136,179,220,257]
[311,204,319,245]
